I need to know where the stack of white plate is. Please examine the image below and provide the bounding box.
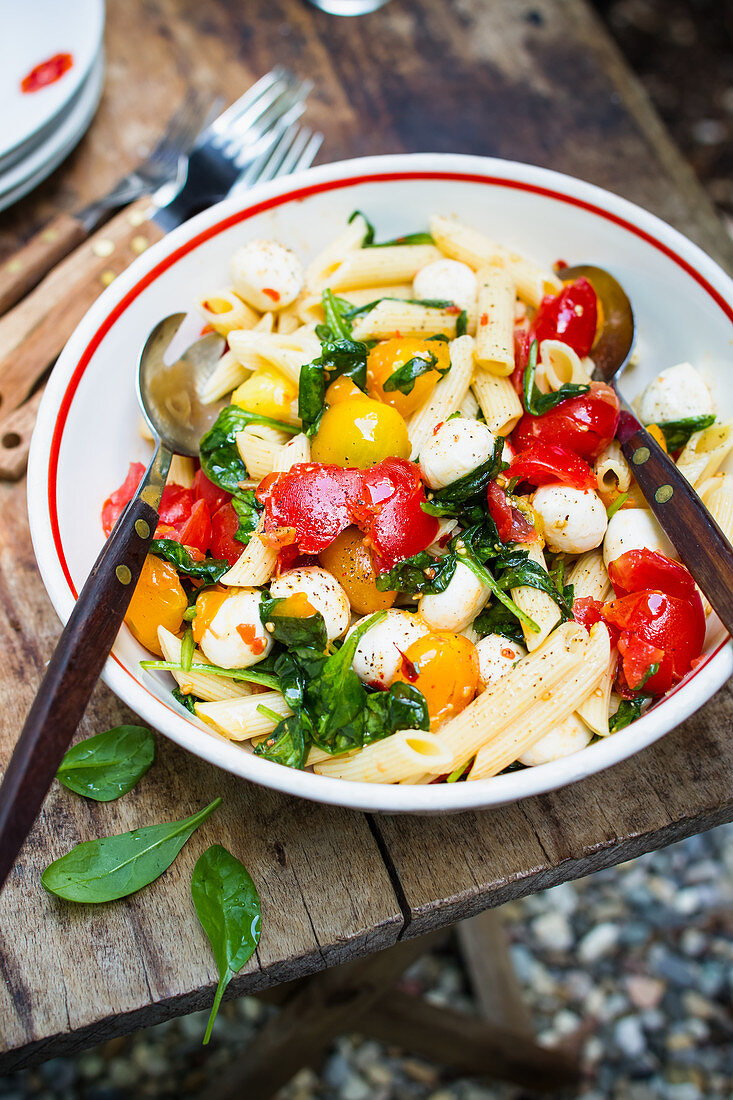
[0,0,105,213]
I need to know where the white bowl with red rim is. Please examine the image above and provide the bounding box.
[27,153,733,814]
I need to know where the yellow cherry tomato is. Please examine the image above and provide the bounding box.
[393,631,479,730]
[125,556,188,656]
[310,395,410,467]
[231,364,297,422]
[367,337,450,417]
[319,526,397,614]
[324,376,369,405]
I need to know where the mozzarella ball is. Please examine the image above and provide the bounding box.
[350,609,430,687]
[519,714,592,766]
[475,633,526,690]
[420,418,496,490]
[269,566,350,641]
[533,485,608,554]
[639,362,714,425]
[412,259,478,311]
[419,561,491,632]
[603,508,677,568]
[198,590,272,669]
[230,239,303,311]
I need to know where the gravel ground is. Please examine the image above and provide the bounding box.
[2,823,731,1099]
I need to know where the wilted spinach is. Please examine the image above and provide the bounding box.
[375,549,457,595]
[42,798,222,903]
[348,210,434,248]
[200,406,298,492]
[522,339,589,416]
[609,695,648,733]
[150,540,230,584]
[56,726,155,802]
[231,489,262,545]
[298,290,370,434]
[191,844,261,1045]
[173,687,197,714]
[422,437,506,517]
[653,414,715,453]
[383,351,445,395]
[259,595,329,651]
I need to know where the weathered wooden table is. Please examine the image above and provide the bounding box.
[1,0,731,1090]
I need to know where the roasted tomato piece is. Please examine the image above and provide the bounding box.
[512,381,620,462]
[193,468,230,513]
[154,497,212,555]
[608,548,700,605]
[532,277,598,357]
[602,589,705,695]
[507,442,596,492]
[101,462,146,536]
[360,458,439,570]
[256,463,364,554]
[158,484,195,527]
[210,502,244,567]
[486,481,536,544]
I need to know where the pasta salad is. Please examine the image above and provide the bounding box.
[102,212,733,784]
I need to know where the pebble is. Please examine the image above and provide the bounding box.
[625,975,666,1009]
[614,1015,647,1057]
[531,909,574,951]
[578,922,620,962]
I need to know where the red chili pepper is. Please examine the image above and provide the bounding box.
[531,277,598,357]
[21,52,73,93]
[506,442,596,492]
[486,481,536,544]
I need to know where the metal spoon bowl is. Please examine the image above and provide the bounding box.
[562,264,733,635]
[0,315,224,892]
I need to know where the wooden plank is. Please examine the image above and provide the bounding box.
[0,487,401,1071]
[457,910,534,1034]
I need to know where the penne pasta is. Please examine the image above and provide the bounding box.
[576,650,617,736]
[535,339,593,391]
[566,549,611,602]
[471,368,523,435]
[325,244,442,291]
[351,299,468,342]
[594,440,632,495]
[227,329,321,387]
[273,432,311,472]
[676,422,733,488]
[314,729,452,783]
[236,425,291,480]
[167,454,195,489]
[196,288,260,336]
[510,542,562,651]
[200,349,251,405]
[407,335,475,459]
[474,267,515,375]
[305,212,370,291]
[220,517,279,587]
[196,691,292,741]
[157,626,254,703]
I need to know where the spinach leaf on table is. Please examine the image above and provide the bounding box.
[150,540,230,584]
[522,339,589,416]
[200,406,298,492]
[191,844,261,1045]
[41,799,222,903]
[56,726,155,802]
[653,414,715,453]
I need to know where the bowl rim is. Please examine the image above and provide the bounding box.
[27,151,733,814]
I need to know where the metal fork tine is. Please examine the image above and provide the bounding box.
[146,88,215,170]
[277,127,315,176]
[221,78,311,157]
[208,67,296,141]
[294,131,324,172]
[227,97,307,168]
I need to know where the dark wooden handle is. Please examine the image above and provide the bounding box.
[0,213,88,316]
[617,412,733,634]
[0,492,159,890]
[0,198,164,424]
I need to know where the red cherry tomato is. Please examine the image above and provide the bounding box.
[210,503,245,567]
[532,278,598,357]
[158,484,195,527]
[512,381,620,462]
[608,548,700,605]
[486,481,536,544]
[154,498,212,555]
[101,462,145,535]
[602,590,704,694]
[510,327,533,397]
[193,469,230,513]
[359,458,439,570]
[506,442,596,492]
[257,464,364,554]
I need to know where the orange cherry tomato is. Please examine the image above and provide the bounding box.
[325,376,369,405]
[367,337,450,417]
[319,526,397,614]
[124,556,188,656]
[393,631,479,729]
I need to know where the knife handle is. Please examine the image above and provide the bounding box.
[0,212,88,316]
[0,197,165,478]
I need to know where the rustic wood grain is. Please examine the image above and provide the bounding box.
[0,0,731,1073]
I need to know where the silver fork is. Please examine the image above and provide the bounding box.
[231,122,324,196]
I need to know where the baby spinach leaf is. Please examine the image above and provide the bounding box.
[42,799,222,903]
[348,209,375,246]
[457,543,541,637]
[191,844,261,1045]
[383,352,442,395]
[364,682,429,743]
[493,548,575,621]
[200,407,298,492]
[259,595,329,651]
[609,695,648,734]
[141,659,279,691]
[150,540,230,584]
[522,339,590,416]
[172,687,197,714]
[348,210,434,249]
[422,437,506,516]
[298,361,327,431]
[456,310,468,337]
[56,726,155,802]
[299,290,370,434]
[653,414,715,453]
[376,549,457,595]
[472,601,526,647]
[342,296,455,322]
[231,489,263,545]
[255,714,309,769]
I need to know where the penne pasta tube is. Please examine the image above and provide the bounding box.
[429,215,562,307]
[167,454,195,488]
[221,516,279,587]
[535,339,592,391]
[157,626,253,703]
[351,300,467,342]
[566,549,611,601]
[276,302,302,334]
[196,288,260,336]
[423,621,587,777]
[227,329,321,386]
[314,729,452,783]
[468,622,610,779]
[576,649,617,736]
[325,244,442,291]
[458,387,480,420]
[273,432,311,472]
[408,334,475,459]
[474,268,515,375]
[305,213,370,291]
[471,369,523,435]
[594,440,632,495]
[698,473,733,542]
[676,422,733,488]
[236,426,290,480]
[510,542,562,651]
[196,691,292,741]
[200,349,251,405]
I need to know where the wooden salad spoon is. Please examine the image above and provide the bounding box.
[0,314,225,892]
[563,263,733,634]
